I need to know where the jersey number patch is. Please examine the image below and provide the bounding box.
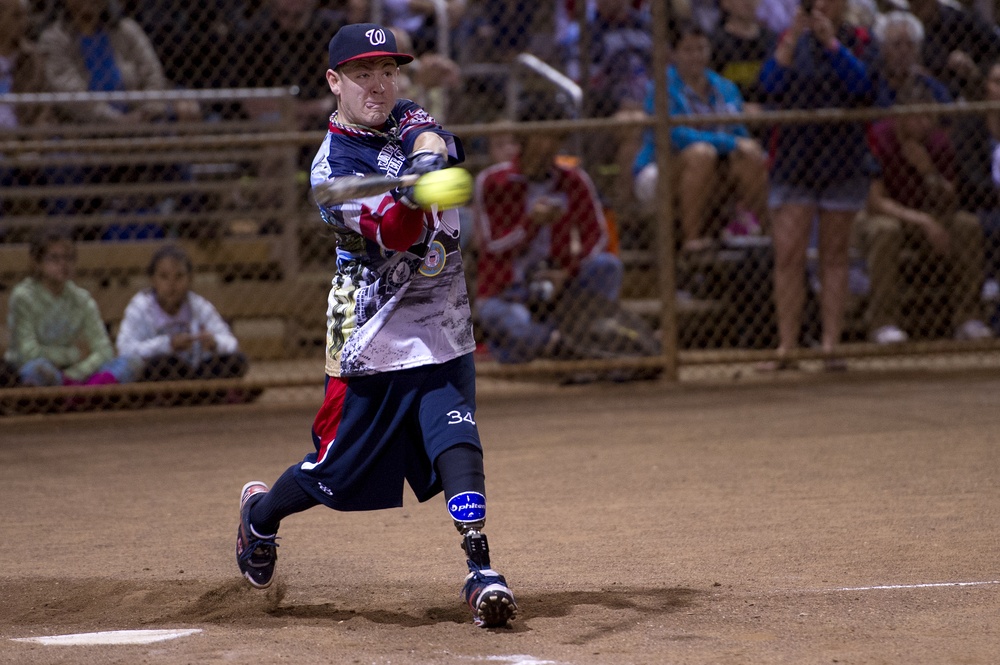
[447,410,475,425]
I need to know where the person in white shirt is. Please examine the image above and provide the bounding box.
[116,244,247,381]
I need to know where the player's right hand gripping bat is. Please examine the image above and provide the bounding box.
[313,173,420,206]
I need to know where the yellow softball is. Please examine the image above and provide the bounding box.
[412,167,473,210]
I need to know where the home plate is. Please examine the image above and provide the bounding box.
[12,629,202,645]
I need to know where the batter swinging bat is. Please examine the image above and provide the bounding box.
[313,173,419,206]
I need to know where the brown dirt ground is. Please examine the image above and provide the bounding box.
[2,370,1000,664]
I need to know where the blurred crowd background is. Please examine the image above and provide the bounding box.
[4,0,1000,400]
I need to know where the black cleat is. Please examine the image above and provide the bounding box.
[235,481,278,589]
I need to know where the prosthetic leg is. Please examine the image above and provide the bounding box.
[450,491,518,627]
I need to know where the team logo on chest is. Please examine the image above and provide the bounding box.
[418,240,446,277]
[377,144,406,178]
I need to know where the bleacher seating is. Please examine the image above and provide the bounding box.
[0,237,284,287]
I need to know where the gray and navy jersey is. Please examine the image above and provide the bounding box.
[309,100,474,377]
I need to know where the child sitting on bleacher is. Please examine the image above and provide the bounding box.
[4,229,142,387]
[116,245,248,382]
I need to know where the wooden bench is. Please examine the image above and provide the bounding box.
[615,238,778,350]
[0,237,285,288]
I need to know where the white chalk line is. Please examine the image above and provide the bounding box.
[484,659,554,665]
[11,629,202,646]
[473,656,560,665]
[826,580,1000,592]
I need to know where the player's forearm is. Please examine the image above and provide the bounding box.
[412,132,448,157]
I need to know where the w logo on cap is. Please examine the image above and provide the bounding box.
[329,23,412,69]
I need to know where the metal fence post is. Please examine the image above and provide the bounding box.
[279,92,300,280]
[651,0,678,380]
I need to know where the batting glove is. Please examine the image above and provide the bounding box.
[399,150,447,208]
[405,150,447,177]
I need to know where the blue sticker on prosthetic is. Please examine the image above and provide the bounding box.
[448,492,486,523]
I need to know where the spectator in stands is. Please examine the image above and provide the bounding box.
[379,0,466,55]
[564,0,652,211]
[952,58,1000,311]
[907,0,1000,101]
[389,26,461,120]
[37,0,200,123]
[758,0,879,54]
[711,0,779,115]
[474,105,625,364]
[340,0,371,25]
[860,83,992,343]
[871,11,952,108]
[216,0,348,237]
[234,0,344,130]
[457,0,539,63]
[572,0,654,111]
[4,229,142,387]
[759,0,877,370]
[450,0,543,122]
[0,0,54,222]
[36,0,201,229]
[0,0,51,128]
[634,22,769,254]
[850,0,879,28]
[756,0,797,34]
[116,244,249,381]
[124,0,244,92]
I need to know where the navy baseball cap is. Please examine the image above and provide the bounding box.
[328,23,414,70]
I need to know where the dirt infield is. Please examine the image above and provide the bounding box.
[2,371,1000,664]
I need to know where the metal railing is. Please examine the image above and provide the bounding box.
[0,88,304,276]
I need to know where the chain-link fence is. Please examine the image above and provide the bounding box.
[4,0,1000,412]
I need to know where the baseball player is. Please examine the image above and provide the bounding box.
[235,23,517,629]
